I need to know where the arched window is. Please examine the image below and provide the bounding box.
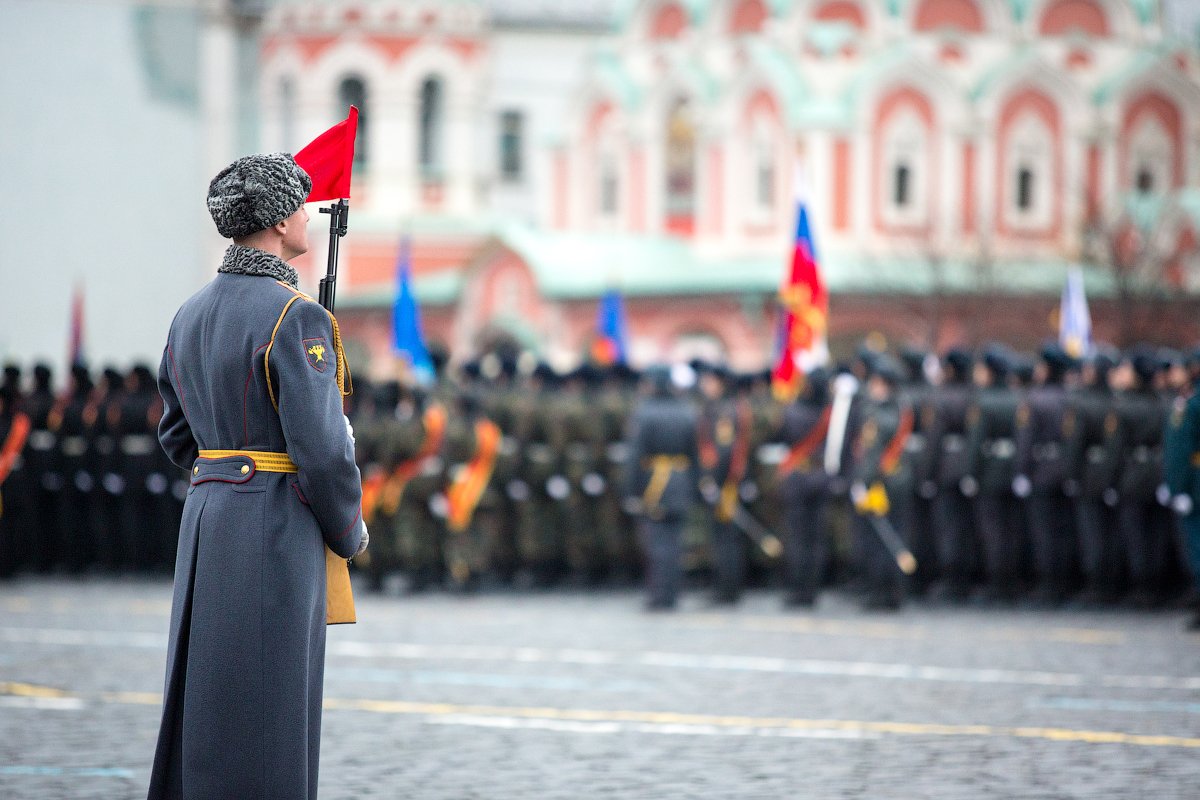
[998,92,1059,233]
[876,96,932,230]
[1127,115,1172,196]
[419,76,443,177]
[664,96,696,234]
[1038,0,1108,37]
[913,0,984,34]
[747,113,776,218]
[279,77,296,151]
[337,75,368,167]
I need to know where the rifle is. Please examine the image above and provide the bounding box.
[852,482,918,575]
[317,199,349,313]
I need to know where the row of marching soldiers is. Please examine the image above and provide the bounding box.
[0,363,185,578]
[347,342,1200,622]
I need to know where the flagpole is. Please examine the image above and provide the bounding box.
[318,199,349,314]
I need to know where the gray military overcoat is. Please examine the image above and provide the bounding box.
[148,268,365,800]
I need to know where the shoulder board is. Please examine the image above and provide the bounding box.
[275,280,317,303]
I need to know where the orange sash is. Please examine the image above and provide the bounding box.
[379,405,447,516]
[778,405,832,478]
[446,418,500,533]
[0,412,30,517]
[881,407,914,476]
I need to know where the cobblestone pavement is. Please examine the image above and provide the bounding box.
[1,578,1199,799]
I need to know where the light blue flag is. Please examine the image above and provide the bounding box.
[392,237,434,383]
[1059,266,1092,359]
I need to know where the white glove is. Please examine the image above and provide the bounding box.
[344,415,355,443]
[429,493,450,519]
[1156,484,1172,506]
[699,477,720,504]
[1102,487,1119,508]
[959,476,978,498]
[353,525,369,557]
[1012,475,1032,498]
[850,481,868,506]
[1172,494,1194,517]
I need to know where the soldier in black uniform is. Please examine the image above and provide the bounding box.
[0,370,31,578]
[696,363,753,604]
[55,364,96,572]
[25,364,61,571]
[1063,347,1122,604]
[898,347,938,595]
[91,367,125,571]
[963,345,1022,602]
[849,357,913,610]
[1106,348,1172,606]
[1014,344,1079,604]
[116,364,167,571]
[625,366,699,610]
[777,368,834,607]
[923,348,977,601]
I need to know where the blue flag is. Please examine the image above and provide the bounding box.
[392,238,433,383]
[592,289,629,366]
[1059,266,1091,359]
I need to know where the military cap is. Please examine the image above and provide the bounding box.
[1128,345,1160,383]
[460,360,482,381]
[643,365,673,396]
[1039,342,1076,375]
[942,347,974,378]
[898,346,927,382]
[373,380,401,412]
[207,153,312,240]
[804,367,831,403]
[981,344,1010,378]
[872,355,904,386]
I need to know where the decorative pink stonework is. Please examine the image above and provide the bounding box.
[913,0,984,34]
[1039,0,1108,38]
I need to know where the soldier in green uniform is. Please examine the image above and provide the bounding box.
[513,364,568,586]
[898,347,938,596]
[396,386,448,592]
[1164,348,1200,628]
[557,365,609,583]
[1063,347,1122,604]
[25,364,60,572]
[355,381,400,592]
[849,357,913,611]
[595,364,637,584]
[962,346,1022,602]
[441,389,501,590]
[480,355,523,585]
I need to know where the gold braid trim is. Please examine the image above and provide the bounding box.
[264,284,354,412]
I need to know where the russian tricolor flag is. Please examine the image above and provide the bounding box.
[772,165,828,400]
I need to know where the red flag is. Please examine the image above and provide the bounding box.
[68,282,85,368]
[295,106,359,202]
[772,168,828,401]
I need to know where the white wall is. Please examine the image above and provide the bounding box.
[0,0,207,383]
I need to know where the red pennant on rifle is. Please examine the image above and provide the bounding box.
[295,106,358,202]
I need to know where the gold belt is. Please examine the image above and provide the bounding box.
[197,449,298,473]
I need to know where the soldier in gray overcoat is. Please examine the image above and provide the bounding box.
[147,153,368,800]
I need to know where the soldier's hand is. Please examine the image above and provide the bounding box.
[1156,484,1172,506]
[429,493,449,518]
[1172,494,1194,517]
[1102,487,1119,508]
[699,476,720,504]
[344,414,355,443]
[959,476,978,498]
[1012,475,1032,498]
[850,481,868,506]
[353,526,369,557]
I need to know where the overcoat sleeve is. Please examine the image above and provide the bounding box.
[157,342,199,470]
[271,299,365,558]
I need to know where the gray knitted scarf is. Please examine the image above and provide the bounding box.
[217,244,299,289]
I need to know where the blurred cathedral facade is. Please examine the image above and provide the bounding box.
[250,0,1200,372]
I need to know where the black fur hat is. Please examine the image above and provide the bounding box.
[207,153,312,240]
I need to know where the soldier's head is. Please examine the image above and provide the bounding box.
[1159,348,1187,392]
[1186,347,1200,385]
[69,364,92,398]
[696,362,728,401]
[642,365,673,398]
[33,363,52,392]
[1081,345,1119,389]
[867,356,902,402]
[1038,342,1075,385]
[207,153,312,261]
[976,345,1010,387]
[1123,346,1160,391]
[942,348,974,384]
[129,364,155,394]
[898,346,927,386]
